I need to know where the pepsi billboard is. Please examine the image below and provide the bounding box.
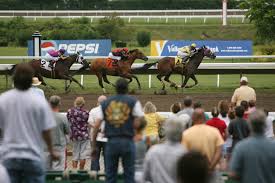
[151,40,253,56]
[28,39,112,56]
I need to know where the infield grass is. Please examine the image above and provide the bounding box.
[1,74,275,95]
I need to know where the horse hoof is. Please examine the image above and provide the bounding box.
[154,89,167,95]
[102,88,107,94]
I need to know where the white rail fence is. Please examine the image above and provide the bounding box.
[0,9,248,23]
[1,55,275,88]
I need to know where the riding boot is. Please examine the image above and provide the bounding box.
[181,57,189,65]
[49,61,55,69]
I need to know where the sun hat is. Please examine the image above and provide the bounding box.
[32,77,42,86]
[240,76,248,82]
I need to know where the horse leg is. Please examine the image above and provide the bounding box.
[59,74,84,91]
[121,74,141,89]
[96,73,106,93]
[132,75,141,90]
[164,72,178,89]
[181,75,190,88]
[185,74,199,88]
[157,74,165,90]
[102,74,115,87]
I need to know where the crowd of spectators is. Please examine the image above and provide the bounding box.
[0,63,275,183]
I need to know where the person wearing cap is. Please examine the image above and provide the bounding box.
[231,76,256,106]
[45,48,67,68]
[30,77,45,98]
[177,43,197,65]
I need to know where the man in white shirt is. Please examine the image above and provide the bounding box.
[231,76,256,106]
[88,95,107,172]
[264,110,275,138]
[0,63,58,183]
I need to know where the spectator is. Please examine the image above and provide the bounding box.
[46,95,70,171]
[134,117,147,183]
[218,100,230,126]
[170,102,181,115]
[240,100,249,120]
[143,101,165,146]
[264,109,275,138]
[193,101,209,121]
[143,116,187,183]
[88,95,107,172]
[92,78,144,183]
[177,151,210,183]
[230,110,275,183]
[0,164,10,183]
[228,106,250,151]
[218,100,232,169]
[206,107,227,140]
[0,63,58,183]
[231,76,256,106]
[248,100,256,113]
[67,97,90,170]
[182,108,224,174]
[177,114,191,131]
[177,96,193,118]
[30,77,45,97]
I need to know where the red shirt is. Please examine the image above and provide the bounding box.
[206,117,227,140]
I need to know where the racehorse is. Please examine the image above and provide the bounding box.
[90,49,148,93]
[11,53,89,91]
[142,46,216,91]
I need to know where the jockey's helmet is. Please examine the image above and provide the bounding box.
[123,48,129,52]
[191,43,197,48]
[59,48,66,54]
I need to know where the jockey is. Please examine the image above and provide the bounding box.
[177,43,197,64]
[108,47,129,62]
[45,48,67,68]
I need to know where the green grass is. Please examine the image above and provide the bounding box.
[1,74,275,95]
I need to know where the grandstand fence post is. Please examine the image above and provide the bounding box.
[217,74,220,88]
[80,75,84,85]
[149,74,152,88]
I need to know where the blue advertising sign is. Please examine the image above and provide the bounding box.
[151,40,253,56]
[28,39,111,56]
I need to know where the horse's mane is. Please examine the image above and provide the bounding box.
[129,49,138,54]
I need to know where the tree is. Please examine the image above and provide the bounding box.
[240,0,275,42]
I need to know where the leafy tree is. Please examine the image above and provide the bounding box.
[136,31,151,47]
[240,0,275,42]
[96,15,124,41]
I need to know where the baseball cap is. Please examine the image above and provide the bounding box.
[240,76,248,82]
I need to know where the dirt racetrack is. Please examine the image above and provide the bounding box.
[59,92,275,112]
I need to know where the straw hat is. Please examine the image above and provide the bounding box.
[32,77,42,86]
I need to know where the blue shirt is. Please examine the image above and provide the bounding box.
[230,135,275,183]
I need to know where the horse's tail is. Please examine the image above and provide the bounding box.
[139,61,158,70]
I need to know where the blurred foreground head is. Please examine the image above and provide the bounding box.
[249,110,266,135]
[177,151,209,183]
[13,63,34,90]
[192,108,206,124]
[116,78,129,94]
[165,116,186,142]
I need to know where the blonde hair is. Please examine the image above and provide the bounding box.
[74,97,85,107]
[143,101,157,114]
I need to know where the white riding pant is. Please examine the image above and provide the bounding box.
[177,51,188,59]
[108,52,121,60]
[44,53,59,62]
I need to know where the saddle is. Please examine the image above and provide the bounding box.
[40,59,56,71]
[174,57,185,68]
[106,58,119,68]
